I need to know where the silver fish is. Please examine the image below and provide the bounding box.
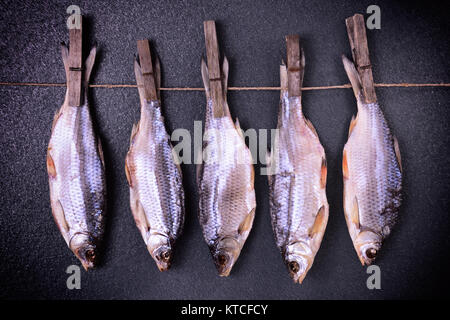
[342,56,402,265]
[197,57,256,276]
[125,56,184,271]
[46,44,106,270]
[267,57,329,283]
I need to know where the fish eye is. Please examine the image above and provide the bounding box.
[366,248,377,259]
[158,250,171,262]
[288,261,299,273]
[161,251,171,261]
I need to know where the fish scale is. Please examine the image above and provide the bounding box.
[131,103,183,236]
[350,103,401,233]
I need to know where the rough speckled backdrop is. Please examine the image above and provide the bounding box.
[0,0,449,299]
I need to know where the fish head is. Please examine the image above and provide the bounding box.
[211,237,241,277]
[69,232,97,271]
[147,233,173,271]
[354,230,382,265]
[284,241,314,284]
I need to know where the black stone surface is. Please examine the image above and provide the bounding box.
[0,0,449,299]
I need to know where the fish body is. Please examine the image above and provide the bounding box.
[267,61,329,283]
[197,57,256,276]
[125,57,184,271]
[46,44,106,270]
[342,56,402,265]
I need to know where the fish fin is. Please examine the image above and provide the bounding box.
[52,200,70,241]
[280,63,288,97]
[60,42,70,80]
[222,56,229,99]
[154,55,161,100]
[84,45,97,84]
[350,196,360,228]
[235,117,241,130]
[46,151,57,179]
[393,136,402,172]
[97,137,105,168]
[266,150,272,167]
[342,55,363,100]
[201,57,210,99]
[196,147,204,186]
[131,198,151,236]
[320,157,327,189]
[348,115,357,138]
[51,109,62,131]
[124,154,133,188]
[196,163,203,187]
[171,147,182,172]
[238,208,255,235]
[308,205,327,238]
[129,122,139,145]
[342,149,349,180]
[304,118,319,138]
[234,117,245,139]
[250,165,255,188]
[266,150,272,183]
[134,56,147,104]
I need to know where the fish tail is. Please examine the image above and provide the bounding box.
[201,57,210,99]
[60,42,70,79]
[60,42,96,86]
[60,42,96,104]
[299,47,305,89]
[342,55,363,100]
[285,42,305,97]
[201,56,231,118]
[83,44,97,85]
[134,55,146,105]
[221,56,229,100]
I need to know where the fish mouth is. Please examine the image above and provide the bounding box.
[69,233,98,271]
[150,246,173,272]
[211,237,240,277]
[74,244,97,271]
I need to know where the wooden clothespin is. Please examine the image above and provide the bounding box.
[68,16,83,106]
[203,20,224,118]
[345,14,377,103]
[286,34,303,97]
[137,40,158,101]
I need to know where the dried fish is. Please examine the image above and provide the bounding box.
[125,55,184,271]
[197,57,256,276]
[342,56,402,265]
[267,46,329,283]
[47,43,106,270]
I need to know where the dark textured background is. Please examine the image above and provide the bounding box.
[0,0,449,299]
